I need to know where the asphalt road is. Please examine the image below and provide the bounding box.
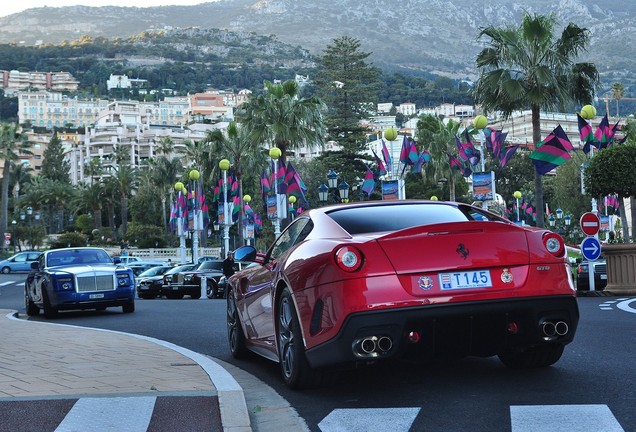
[1,274,635,431]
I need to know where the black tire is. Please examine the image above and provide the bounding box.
[227,293,249,358]
[1,266,10,274]
[212,282,220,299]
[25,287,39,316]
[42,289,58,319]
[206,282,215,299]
[277,287,315,389]
[122,302,135,313]
[498,345,565,368]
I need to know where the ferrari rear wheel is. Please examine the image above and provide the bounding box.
[227,293,248,358]
[498,345,565,368]
[278,287,314,389]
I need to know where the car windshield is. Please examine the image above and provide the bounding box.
[326,203,504,235]
[47,249,112,267]
[166,264,195,274]
[197,261,224,271]
[138,266,171,277]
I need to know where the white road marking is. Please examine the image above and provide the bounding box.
[0,281,16,286]
[318,408,420,432]
[55,396,156,432]
[616,298,636,314]
[510,404,623,432]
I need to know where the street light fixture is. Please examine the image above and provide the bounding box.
[318,183,329,204]
[549,215,556,227]
[556,208,563,220]
[338,180,350,203]
[11,220,16,253]
[564,214,572,227]
[26,207,33,249]
[327,169,339,189]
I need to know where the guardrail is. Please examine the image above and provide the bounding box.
[116,247,223,261]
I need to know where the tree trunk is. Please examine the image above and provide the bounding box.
[532,105,545,228]
[630,196,636,242]
[620,195,629,241]
[121,195,128,238]
[449,175,456,201]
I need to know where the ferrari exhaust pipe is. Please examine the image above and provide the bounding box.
[555,321,569,336]
[377,336,393,353]
[360,337,377,354]
[542,321,556,337]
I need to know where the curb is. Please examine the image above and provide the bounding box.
[6,311,252,431]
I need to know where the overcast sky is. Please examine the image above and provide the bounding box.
[1,1,212,18]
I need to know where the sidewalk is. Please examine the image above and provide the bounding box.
[0,309,251,431]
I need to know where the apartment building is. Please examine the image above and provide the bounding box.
[1,70,79,94]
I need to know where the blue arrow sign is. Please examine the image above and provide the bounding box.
[581,236,602,261]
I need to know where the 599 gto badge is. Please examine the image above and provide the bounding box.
[501,268,513,283]
[418,276,434,290]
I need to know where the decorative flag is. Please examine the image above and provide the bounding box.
[577,113,597,154]
[499,145,519,168]
[412,149,431,173]
[529,125,574,175]
[484,128,507,159]
[455,132,480,166]
[372,149,387,176]
[284,162,310,208]
[360,166,376,197]
[448,153,472,177]
[381,140,392,174]
[399,135,418,166]
[274,159,287,194]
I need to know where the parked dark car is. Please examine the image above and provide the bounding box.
[127,261,167,277]
[25,247,135,319]
[163,260,231,299]
[136,265,174,299]
[576,259,607,291]
[161,263,198,299]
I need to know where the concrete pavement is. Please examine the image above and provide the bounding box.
[0,309,309,432]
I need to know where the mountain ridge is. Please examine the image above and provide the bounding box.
[1,0,634,84]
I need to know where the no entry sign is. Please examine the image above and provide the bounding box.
[580,212,600,236]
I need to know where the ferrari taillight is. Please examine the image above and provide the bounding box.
[335,246,363,272]
[543,232,565,257]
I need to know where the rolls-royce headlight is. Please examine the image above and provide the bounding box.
[57,278,73,290]
[184,275,192,282]
[117,274,132,286]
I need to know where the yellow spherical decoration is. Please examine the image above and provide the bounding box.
[580,104,597,120]
[243,194,251,203]
[269,147,282,159]
[384,127,398,141]
[288,195,297,204]
[219,159,231,171]
[189,169,200,180]
[513,191,522,199]
[174,181,184,191]
[473,115,488,129]
[430,196,438,201]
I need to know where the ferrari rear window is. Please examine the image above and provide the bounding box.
[326,203,498,235]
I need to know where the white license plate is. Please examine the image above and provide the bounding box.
[439,270,492,290]
[172,286,179,290]
[89,293,105,299]
[601,275,607,280]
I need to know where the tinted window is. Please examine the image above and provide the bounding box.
[327,203,501,235]
[198,261,224,271]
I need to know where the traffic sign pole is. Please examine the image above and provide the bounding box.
[580,212,601,292]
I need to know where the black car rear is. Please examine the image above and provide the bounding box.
[576,259,607,291]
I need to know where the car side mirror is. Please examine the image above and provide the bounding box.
[30,261,40,270]
[113,257,121,264]
[233,245,257,262]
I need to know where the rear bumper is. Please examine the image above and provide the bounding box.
[305,295,579,369]
[161,284,199,295]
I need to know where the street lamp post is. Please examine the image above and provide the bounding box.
[189,169,201,264]
[11,220,16,253]
[243,194,253,246]
[269,148,282,237]
[513,191,522,223]
[174,181,187,264]
[219,159,231,257]
[26,207,33,249]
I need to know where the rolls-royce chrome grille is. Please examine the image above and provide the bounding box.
[76,274,115,292]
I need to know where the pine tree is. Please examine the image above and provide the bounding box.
[41,132,71,184]
[314,36,380,155]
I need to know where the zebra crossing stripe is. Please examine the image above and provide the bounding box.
[318,407,420,432]
[55,396,156,432]
[510,404,623,432]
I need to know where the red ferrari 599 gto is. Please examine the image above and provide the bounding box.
[226,200,578,388]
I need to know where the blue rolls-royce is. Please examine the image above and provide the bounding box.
[25,247,135,319]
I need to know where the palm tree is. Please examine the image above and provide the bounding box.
[416,115,463,201]
[147,155,183,240]
[206,122,266,245]
[112,164,138,238]
[240,80,326,165]
[473,12,599,227]
[0,123,32,251]
[611,82,625,118]
[72,182,105,230]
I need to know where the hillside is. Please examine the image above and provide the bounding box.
[1,0,635,88]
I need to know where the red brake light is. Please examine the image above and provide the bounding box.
[335,246,363,272]
[543,232,565,257]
